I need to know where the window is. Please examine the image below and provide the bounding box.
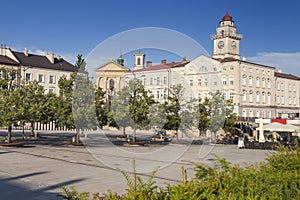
[267,92,271,105]
[256,77,260,87]
[249,68,252,73]
[137,57,141,65]
[38,74,44,83]
[198,92,202,99]
[262,92,266,103]
[49,88,55,94]
[150,78,153,85]
[281,83,284,91]
[249,91,253,102]
[204,77,208,86]
[26,73,32,82]
[256,111,260,118]
[293,97,296,105]
[267,78,271,88]
[242,75,246,86]
[172,78,176,86]
[267,71,270,75]
[213,67,217,72]
[277,82,280,90]
[242,66,246,71]
[229,66,234,70]
[229,92,234,101]
[242,90,247,102]
[222,66,226,71]
[277,96,280,104]
[249,76,253,87]
[189,79,193,86]
[242,110,246,118]
[198,78,202,86]
[156,91,160,99]
[281,96,285,104]
[222,77,227,85]
[256,92,260,103]
[157,77,160,85]
[289,97,292,105]
[256,69,259,74]
[163,76,167,85]
[262,78,265,88]
[249,110,253,118]
[143,78,146,86]
[262,70,265,75]
[49,75,55,84]
[163,90,167,99]
[213,78,218,86]
[229,77,234,85]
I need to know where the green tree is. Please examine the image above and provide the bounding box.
[20,81,47,136]
[75,54,86,72]
[223,99,238,134]
[0,68,22,143]
[128,79,155,142]
[112,79,155,141]
[197,97,211,136]
[56,74,75,129]
[209,90,226,142]
[95,87,108,129]
[72,73,97,143]
[163,84,184,140]
[111,86,131,136]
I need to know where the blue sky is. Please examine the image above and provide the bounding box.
[1,0,300,76]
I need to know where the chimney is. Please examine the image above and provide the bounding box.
[146,61,152,67]
[24,48,29,56]
[161,59,167,64]
[57,55,61,61]
[242,56,247,61]
[182,57,187,62]
[278,68,282,73]
[46,52,54,64]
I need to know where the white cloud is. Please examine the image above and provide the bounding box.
[248,52,300,76]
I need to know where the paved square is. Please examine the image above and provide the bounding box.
[0,130,271,199]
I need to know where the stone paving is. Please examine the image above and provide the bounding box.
[0,129,272,199]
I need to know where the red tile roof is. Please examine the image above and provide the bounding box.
[0,55,19,66]
[132,61,189,72]
[275,72,300,80]
[221,12,233,22]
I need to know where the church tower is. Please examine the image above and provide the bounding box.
[211,12,243,60]
[133,52,145,70]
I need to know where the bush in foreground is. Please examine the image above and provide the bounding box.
[61,142,300,200]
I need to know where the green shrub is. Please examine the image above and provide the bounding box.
[61,144,300,200]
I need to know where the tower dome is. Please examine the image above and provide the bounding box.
[221,12,234,22]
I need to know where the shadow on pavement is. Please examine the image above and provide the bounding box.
[0,171,86,200]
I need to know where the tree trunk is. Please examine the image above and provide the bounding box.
[75,129,80,144]
[22,122,25,140]
[30,122,34,137]
[123,127,126,137]
[133,127,136,143]
[7,125,12,143]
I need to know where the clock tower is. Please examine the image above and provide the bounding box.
[211,12,243,60]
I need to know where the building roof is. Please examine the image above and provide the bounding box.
[0,55,20,66]
[214,57,276,69]
[12,51,78,72]
[275,72,300,80]
[132,61,189,72]
[221,12,233,22]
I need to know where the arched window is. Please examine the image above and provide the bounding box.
[109,79,114,90]
[137,57,141,65]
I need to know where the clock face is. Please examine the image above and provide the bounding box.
[231,41,236,49]
[218,41,224,49]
